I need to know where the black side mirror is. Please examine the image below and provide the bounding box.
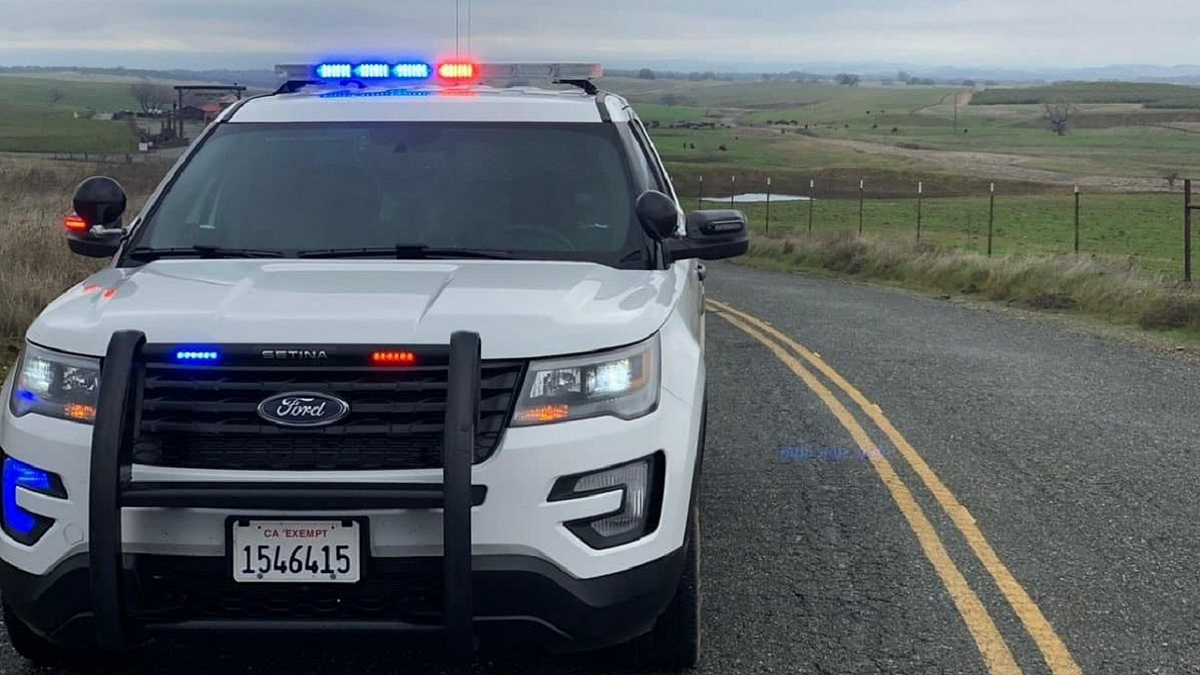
[66,176,127,258]
[635,190,680,241]
[665,210,750,262]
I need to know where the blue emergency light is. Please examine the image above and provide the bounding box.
[2,457,54,537]
[316,62,434,81]
[174,349,220,362]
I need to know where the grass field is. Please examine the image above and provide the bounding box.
[728,192,1184,276]
[0,76,139,153]
[971,82,1200,107]
[615,75,1200,181]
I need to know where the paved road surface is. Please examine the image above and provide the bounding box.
[3,261,1198,674]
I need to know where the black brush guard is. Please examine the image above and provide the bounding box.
[88,330,483,659]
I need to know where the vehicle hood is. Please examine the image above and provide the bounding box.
[27,260,683,359]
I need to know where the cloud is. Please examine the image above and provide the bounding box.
[0,0,1196,69]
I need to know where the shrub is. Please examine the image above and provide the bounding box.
[1140,294,1200,329]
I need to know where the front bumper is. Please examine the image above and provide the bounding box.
[0,331,704,653]
[0,545,686,651]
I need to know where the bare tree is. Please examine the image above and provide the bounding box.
[48,88,63,105]
[130,81,171,114]
[1165,170,1183,189]
[1043,100,1077,136]
[835,73,861,87]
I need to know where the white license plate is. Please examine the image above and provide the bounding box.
[231,520,360,583]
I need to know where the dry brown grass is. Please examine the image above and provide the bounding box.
[746,232,1200,337]
[0,156,166,341]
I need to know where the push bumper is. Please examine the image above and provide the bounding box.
[0,546,685,652]
[86,331,487,655]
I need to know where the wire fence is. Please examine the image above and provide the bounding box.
[685,175,1195,280]
[42,151,178,165]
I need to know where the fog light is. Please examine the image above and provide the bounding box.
[1,456,65,546]
[549,453,663,549]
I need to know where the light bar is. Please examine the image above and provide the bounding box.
[277,62,603,86]
[478,63,604,81]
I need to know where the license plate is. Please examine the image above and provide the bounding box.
[231,520,360,583]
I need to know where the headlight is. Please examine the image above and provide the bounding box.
[9,343,101,424]
[512,334,660,426]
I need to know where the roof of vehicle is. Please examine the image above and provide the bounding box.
[227,85,634,124]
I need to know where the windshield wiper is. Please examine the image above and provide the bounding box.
[126,246,288,261]
[297,245,513,260]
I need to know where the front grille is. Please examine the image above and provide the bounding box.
[128,556,444,622]
[133,347,524,471]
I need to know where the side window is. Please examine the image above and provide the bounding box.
[626,121,667,193]
[628,119,677,201]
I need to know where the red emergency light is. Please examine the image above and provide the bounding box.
[437,62,478,82]
[371,351,417,365]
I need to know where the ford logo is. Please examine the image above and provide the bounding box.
[257,392,350,428]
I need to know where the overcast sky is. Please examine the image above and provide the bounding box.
[0,0,1197,71]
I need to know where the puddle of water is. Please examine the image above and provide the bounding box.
[703,193,810,203]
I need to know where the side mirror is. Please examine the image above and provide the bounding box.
[635,190,680,241]
[65,176,127,258]
[665,210,750,262]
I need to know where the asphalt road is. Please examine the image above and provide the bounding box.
[3,261,1199,674]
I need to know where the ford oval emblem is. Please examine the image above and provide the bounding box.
[257,392,350,428]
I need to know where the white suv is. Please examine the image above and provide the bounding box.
[0,62,747,670]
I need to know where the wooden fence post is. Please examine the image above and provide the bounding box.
[916,182,923,242]
[987,183,995,257]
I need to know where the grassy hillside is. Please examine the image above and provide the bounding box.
[615,76,1200,181]
[0,76,139,153]
[972,82,1200,108]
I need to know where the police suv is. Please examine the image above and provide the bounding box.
[0,61,748,669]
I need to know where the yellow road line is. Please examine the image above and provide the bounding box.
[709,299,1083,675]
[712,310,1022,675]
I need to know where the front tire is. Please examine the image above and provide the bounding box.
[647,501,701,670]
[3,600,80,665]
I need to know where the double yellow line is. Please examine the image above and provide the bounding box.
[707,299,1082,675]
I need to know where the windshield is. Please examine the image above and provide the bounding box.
[132,122,647,266]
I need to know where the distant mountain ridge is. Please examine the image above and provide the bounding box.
[0,65,280,88]
[6,62,1200,87]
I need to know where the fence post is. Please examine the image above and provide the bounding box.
[1074,186,1081,255]
[1187,179,1194,283]
[808,179,815,234]
[765,177,772,236]
[858,178,865,235]
[698,176,704,211]
[916,182,923,242]
[987,183,995,257]
[730,175,736,209]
